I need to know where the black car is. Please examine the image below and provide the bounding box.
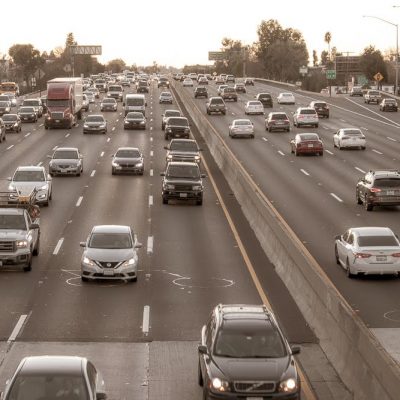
[356,170,400,211]
[137,80,149,93]
[161,110,181,130]
[309,101,329,118]
[112,147,144,175]
[244,78,254,86]
[164,116,191,140]
[256,93,273,107]
[2,114,21,132]
[164,139,202,164]
[380,98,398,112]
[194,87,208,98]
[158,77,170,88]
[161,161,205,205]
[0,101,11,116]
[124,112,146,130]
[198,304,301,400]
[18,106,37,122]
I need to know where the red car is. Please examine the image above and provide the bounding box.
[290,133,323,156]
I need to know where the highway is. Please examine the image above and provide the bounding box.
[174,79,400,360]
[0,81,341,399]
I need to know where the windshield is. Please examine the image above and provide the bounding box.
[0,101,10,107]
[0,84,16,92]
[53,151,78,159]
[248,102,260,106]
[0,215,26,230]
[299,134,319,141]
[2,114,17,121]
[126,113,143,119]
[300,109,317,114]
[165,111,180,117]
[374,179,400,188]
[167,165,200,179]
[7,375,89,400]
[214,324,287,358]
[102,99,115,104]
[212,99,224,105]
[13,170,45,182]
[167,118,188,126]
[19,107,34,113]
[89,232,132,249]
[115,149,140,158]
[170,142,198,151]
[23,100,39,107]
[86,116,104,123]
[357,235,398,247]
[343,130,362,136]
[126,98,144,106]
[47,99,69,107]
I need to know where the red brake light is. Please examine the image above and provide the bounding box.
[370,188,381,193]
[391,253,400,257]
[354,252,372,259]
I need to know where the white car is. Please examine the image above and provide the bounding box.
[293,107,319,128]
[335,227,400,277]
[277,92,296,105]
[333,128,366,150]
[183,78,194,87]
[245,100,264,115]
[217,85,228,95]
[228,119,255,138]
[159,92,173,104]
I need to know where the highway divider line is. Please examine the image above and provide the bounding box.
[148,195,153,206]
[24,132,31,137]
[300,169,310,176]
[147,236,153,254]
[355,167,366,173]
[387,137,397,142]
[53,238,64,255]
[8,314,28,342]
[90,170,96,177]
[372,149,383,155]
[76,196,83,207]
[150,169,153,177]
[330,193,343,203]
[6,145,14,150]
[142,305,150,335]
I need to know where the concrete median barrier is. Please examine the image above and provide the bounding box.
[172,81,400,400]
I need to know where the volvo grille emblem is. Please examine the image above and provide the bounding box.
[107,263,111,267]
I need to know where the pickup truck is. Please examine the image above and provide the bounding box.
[364,90,381,104]
[221,87,238,102]
[0,190,40,272]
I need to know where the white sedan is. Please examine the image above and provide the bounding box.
[228,119,255,138]
[183,78,194,87]
[277,92,296,104]
[333,128,366,150]
[244,100,264,115]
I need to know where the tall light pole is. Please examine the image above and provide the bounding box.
[363,15,398,94]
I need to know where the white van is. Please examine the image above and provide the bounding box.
[123,94,147,116]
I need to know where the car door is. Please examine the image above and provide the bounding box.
[26,212,39,248]
[333,130,340,146]
[336,230,351,264]
[200,313,215,382]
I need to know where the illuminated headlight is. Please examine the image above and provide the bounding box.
[14,123,18,127]
[83,124,89,128]
[112,161,119,167]
[121,258,136,267]
[100,124,106,128]
[192,185,202,191]
[136,162,143,167]
[211,377,230,392]
[166,184,175,190]
[279,378,298,393]
[39,184,48,190]
[167,155,173,160]
[5,107,10,112]
[166,128,172,132]
[124,120,129,124]
[83,256,95,266]
[140,121,145,124]
[194,156,200,161]
[16,240,28,248]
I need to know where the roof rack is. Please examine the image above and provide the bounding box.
[0,189,40,218]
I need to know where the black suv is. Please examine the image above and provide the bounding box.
[309,101,329,118]
[198,304,301,400]
[164,139,202,164]
[256,93,273,107]
[195,87,208,98]
[137,80,149,93]
[206,97,227,115]
[161,162,205,205]
[164,117,191,140]
[158,77,170,88]
[356,170,400,211]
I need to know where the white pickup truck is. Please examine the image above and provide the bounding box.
[364,90,381,104]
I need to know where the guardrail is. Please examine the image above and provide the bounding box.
[171,80,400,400]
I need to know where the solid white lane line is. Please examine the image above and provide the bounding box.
[372,149,383,155]
[107,138,110,142]
[112,127,115,131]
[330,193,343,203]
[150,150,154,157]
[262,137,268,142]
[65,133,70,137]
[277,150,285,156]
[150,169,153,177]
[142,305,150,335]
[6,145,14,150]
[37,161,43,166]
[100,151,104,157]
[52,146,57,150]
[24,132,31,137]
[149,195,153,206]
[300,169,310,176]
[90,170,96,177]
[8,314,28,342]
[76,196,83,207]
[322,126,329,130]
[119,112,122,115]
[325,149,333,155]
[147,236,154,254]
[355,167,366,174]
[150,137,153,142]
[39,123,43,127]
[387,137,397,142]
[53,238,64,255]
[340,119,346,122]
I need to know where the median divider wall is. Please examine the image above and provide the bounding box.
[172,81,400,400]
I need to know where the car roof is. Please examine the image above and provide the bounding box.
[165,109,180,114]
[233,119,252,123]
[350,227,394,236]
[92,225,131,233]
[167,161,198,167]
[0,208,24,215]
[16,166,45,172]
[19,356,86,376]
[170,139,196,143]
[54,147,79,152]
[116,146,140,151]
[86,114,104,118]
[218,304,272,321]
[298,107,316,111]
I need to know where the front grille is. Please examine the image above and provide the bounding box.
[0,241,15,252]
[120,163,136,168]
[51,112,64,119]
[234,381,276,393]
[175,184,192,191]
[96,261,121,269]
[58,164,71,169]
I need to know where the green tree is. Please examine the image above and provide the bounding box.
[106,58,126,73]
[213,37,245,76]
[359,45,387,82]
[324,32,332,60]
[320,50,329,65]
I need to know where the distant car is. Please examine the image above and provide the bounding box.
[293,107,319,128]
[107,84,123,101]
[111,147,144,175]
[290,133,323,156]
[217,85,228,96]
[124,111,146,130]
[165,138,202,164]
[198,76,208,85]
[244,77,254,86]
[158,77,170,88]
[82,94,89,111]
[225,74,235,83]
[183,78,194,87]
[277,92,295,104]
[350,86,363,96]
[84,91,95,104]
[87,86,100,98]
[333,128,366,150]
[309,101,329,118]
[194,87,208,98]
[0,100,11,116]
[83,114,107,134]
[364,90,381,104]
[3,93,17,107]
[2,113,21,133]
[335,227,400,277]
[356,169,400,211]
[234,83,246,93]
[206,97,227,115]
[161,109,181,130]
[100,97,117,112]
[244,100,264,115]
[215,76,225,85]
[80,224,142,282]
[221,87,238,102]
[164,116,191,140]
[159,91,173,104]
[265,112,290,132]
[120,78,131,87]
[18,106,37,122]
[49,147,83,177]
[320,88,329,95]
[380,98,398,112]
[229,119,255,138]
[1,356,107,400]
[255,93,273,107]
[21,98,43,117]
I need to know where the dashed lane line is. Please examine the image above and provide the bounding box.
[147,236,154,254]
[149,195,153,206]
[330,193,343,203]
[142,306,150,335]
[300,169,310,176]
[150,169,153,177]
[90,170,96,177]
[372,149,383,155]
[387,137,397,142]
[100,151,104,157]
[76,196,83,207]
[53,238,64,255]
[8,314,28,342]
[325,149,334,155]
[6,145,14,150]
[277,150,285,156]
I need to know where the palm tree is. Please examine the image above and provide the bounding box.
[324,32,332,61]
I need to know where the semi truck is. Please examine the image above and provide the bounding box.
[45,77,83,129]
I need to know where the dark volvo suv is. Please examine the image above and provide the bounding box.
[198,304,301,399]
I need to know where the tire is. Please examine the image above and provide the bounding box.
[198,361,204,386]
[81,276,89,282]
[251,134,255,139]
[130,276,138,282]
[162,197,168,204]
[356,190,363,205]
[364,195,373,211]
[23,258,32,272]
[206,110,210,115]
[112,168,116,175]
[346,259,356,278]
[33,238,40,256]
[315,124,319,128]
[196,199,203,206]
[335,245,340,265]
[361,146,366,150]
[319,151,323,156]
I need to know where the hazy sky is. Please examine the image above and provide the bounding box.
[5,1,400,68]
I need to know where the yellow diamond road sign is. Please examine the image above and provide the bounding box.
[374,72,384,81]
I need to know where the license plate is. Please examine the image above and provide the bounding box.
[308,144,314,148]
[276,122,283,125]
[387,190,395,195]
[103,270,114,276]
[247,398,263,400]
[55,120,60,123]
[23,117,28,120]
[180,193,188,198]
[376,256,387,262]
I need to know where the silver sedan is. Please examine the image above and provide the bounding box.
[228,119,255,138]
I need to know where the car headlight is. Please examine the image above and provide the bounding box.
[6,107,10,112]
[83,256,95,266]
[140,121,145,124]
[167,155,173,160]
[194,156,200,161]
[112,161,119,167]
[83,124,89,128]
[184,128,190,133]
[166,128,172,132]
[14,123,18,127]
[136,162,143,167]
[121,257,136,267]
[8,183,15,191]
[166,184,175,190]
[279,378,298,393]
[192,185,202,191]
[39,184,48,191]
[211,377,230,392]
[16,240,28,248]
[100,124,106,128]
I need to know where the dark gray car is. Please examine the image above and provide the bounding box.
[123,112,146,130]
[165,139,202,164]
[49,147,83,176]
[83,114,107,134]
[111,147,144,175]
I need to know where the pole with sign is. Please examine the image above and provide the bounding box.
[326,70,336,97]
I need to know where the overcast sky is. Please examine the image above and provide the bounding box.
[5,1,400,68]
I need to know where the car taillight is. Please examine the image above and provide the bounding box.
[391,253,400,257]
[354,252,372,258]
[370,188,381,193]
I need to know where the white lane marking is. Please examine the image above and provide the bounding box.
[262,137,268,142]
[150,169,153,177]
[355,167,366,174]
[116,119,119,122]
[8,314,28,342]
[90,170,96,177]
[387,137,397,142]
[150,111,153,115]
[65,133,70,138]
[372,149,383,155]
[100,151,104,157]
[6,145,14,150]
[150,150,154,157]
[147,236,154,254]
[330,193,343,203]
[323,126,329,130]
[53,238,64,255]
[150,118,153,122]
[142,305,150,335]
[76,196,83,207]
[150,137,153,142]
[149,195,153,206]
[277,150,285,156]
[37,161,43,166]
[325,149,334,155]
[119,112,122,116]
[300,169,310,176]
[52,146,57,150]
[107,138,110,142]
[150,126,153,131]
[39,123,43,127]
[24,132,31,137]
[112,127,115,131]
[340,119,346,122]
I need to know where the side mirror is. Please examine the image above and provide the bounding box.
[160,172,165,176]
[198,344,208,355]
[291,346,301,355]
[335,235,341,241]
[135,242,143,249]
[163,146,168,150]
[79,242,86,247]
[201,174,206,178]
[29,223,40,230]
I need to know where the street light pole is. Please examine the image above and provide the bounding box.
[363,15,398,94]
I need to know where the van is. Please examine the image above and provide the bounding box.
[123,94,146,116]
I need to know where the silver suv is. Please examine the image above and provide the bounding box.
[293,107,319,128]
[21,98,43,117]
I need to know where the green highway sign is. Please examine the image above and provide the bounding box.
[326,70,336,80]
[208,51,225,61]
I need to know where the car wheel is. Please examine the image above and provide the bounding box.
[356,190,363,205]
[364,195,373,211]
[33,237,40,256]
[334,245,340,265]
[361,146,366,150]
[196,199,203,206]
[162,197,168,205]
[251,134,255,139]
[198,361,204,386]
[315,124,319,128]
[130,276,138,282]
[112,168,116,175]
[23,257,32,272]
[319,151,323,156]
[81,276,89,282]
[338,142,342,150]
[346,259,356,278]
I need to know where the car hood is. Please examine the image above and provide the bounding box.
[50,159,80,166]
[0,230,28,239]
[84,247,135,262]
[85,121,105,126]
[164,177,201,184]
[114,157,142,163]
[11,182,46,194]
[168,150,199,157]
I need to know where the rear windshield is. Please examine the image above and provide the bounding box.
[259,94,271,99]
[165,111,180,117]
[211,99,224,105]
[102,99,116,103]
[343,130,362,136]
[369,91,379,95]
[313,103,327,107]
[374,178,400,188]
[108,86,122,91]
[271,114,288,120]
[126,98,144,106]
[234,120,252,126]
[299,134,319,141]
[2,114,17,121]
[358,235,398,247]
[300,109,317,114]
[86,116,104,122]
[170,141,198,151]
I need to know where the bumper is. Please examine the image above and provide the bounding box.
[159,99,173,103]
[0,251,31,266]
[5,125,20,132]
[83,127,106,133]
[223,96,237,101]
[246,109,264,114]
[352,262,400,275]
[124,122,146,129]
[112,166,144,174]
[340,140,366,148]
[20,116,36,122]
[208,108,226,114]
[206,390,300,400]
[165,130,190,138]
[45,119,71,128]
[50,167,80,175]
[269,124,290,131]
[81,264,138,280]
[296,147,323,154]
[163,191,203,200]
[316,110,329,117]
[101,107,117,111]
